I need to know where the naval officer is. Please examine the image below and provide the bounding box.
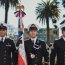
[50,21,65,65]
[24,24,49,65]
[0,23,17,65]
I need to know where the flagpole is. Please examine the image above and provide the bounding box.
[16,5,24,38]
[15,5,27,65]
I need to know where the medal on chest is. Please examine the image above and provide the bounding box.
[30,53,35,59]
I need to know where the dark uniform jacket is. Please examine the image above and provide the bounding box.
[50,38,65,65]
[24,39,49,65]
[0,38,17,65]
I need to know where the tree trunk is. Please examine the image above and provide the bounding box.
[5,3,9,24]
[46,17,50,45]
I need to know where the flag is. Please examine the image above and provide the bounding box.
[18,11,27,65]
[21,11,26,17]
[18,16,24,38]
[14,11,19,17]
[14,10,26,17]
[18,23,24,38]
[18,42,27,65]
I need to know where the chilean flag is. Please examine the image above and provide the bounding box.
[18,28,27,65]
[18,42,27,65]
[17,11,27,65]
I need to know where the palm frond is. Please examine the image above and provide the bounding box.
[35,0,60,24]
[0,0,19,7]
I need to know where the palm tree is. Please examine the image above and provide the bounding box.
[62,0,65,8]
[36,0,60,44]
[0,0,19,24]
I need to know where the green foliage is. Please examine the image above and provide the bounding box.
[36,0,60,24]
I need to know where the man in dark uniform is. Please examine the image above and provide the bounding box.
[0,23,17,65]
[24,24,49,65]
[50,22,65,65]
